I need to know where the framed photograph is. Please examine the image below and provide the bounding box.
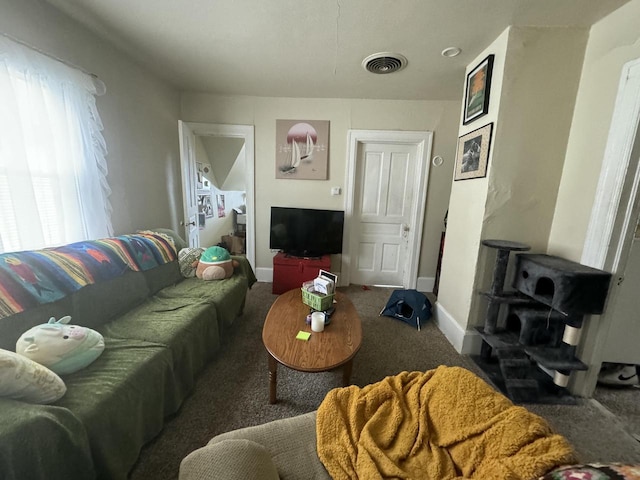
[454,123,493,181]
[275,119,329,180]
[463,54,494,125]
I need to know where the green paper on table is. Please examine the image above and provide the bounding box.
[296,331,311,341]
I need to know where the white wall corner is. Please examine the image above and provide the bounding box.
[256,267,273,283]
[416,276,435,293]
[433,301,482,355]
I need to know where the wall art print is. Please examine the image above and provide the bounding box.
[275,119,329,180]
[198,194,214,218]
[454,123,493,181]
[463,54,494,125]
[217,194,226,218]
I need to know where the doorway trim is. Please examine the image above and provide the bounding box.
[184,122,255,271]
[575,57,640,396]
[344,129,432,288]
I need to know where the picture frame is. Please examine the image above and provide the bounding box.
[198,194,214,218]
[454,123,493,181]
[463,54,494,125]
[275,119,329,180]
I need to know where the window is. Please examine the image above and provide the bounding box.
[0,35,112,253]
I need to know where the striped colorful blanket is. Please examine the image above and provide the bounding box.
[0,232,176,319]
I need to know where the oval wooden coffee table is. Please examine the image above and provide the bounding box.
[262,288,362,404]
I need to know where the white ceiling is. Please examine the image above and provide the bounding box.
[46,0,630,100]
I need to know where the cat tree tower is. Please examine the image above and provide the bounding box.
[474,239,612,403]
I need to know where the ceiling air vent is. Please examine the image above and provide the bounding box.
[362,52,408,74]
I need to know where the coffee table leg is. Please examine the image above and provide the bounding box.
[268,354,278,404]
[342,359,354,386]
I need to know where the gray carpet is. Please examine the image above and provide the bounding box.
[129,282,640,479]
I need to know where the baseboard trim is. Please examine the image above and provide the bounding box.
[416,276,435,293]
[255,267,273,283]
[433,302,482,355]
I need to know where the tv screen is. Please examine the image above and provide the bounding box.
[270,207,344,257]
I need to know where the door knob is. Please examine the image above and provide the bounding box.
[180,220,197,227]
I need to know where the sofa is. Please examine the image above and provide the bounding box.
[179,366,640,480]
[0,229,256,480]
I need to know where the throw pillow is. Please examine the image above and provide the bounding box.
[16,316,105,376]
[541,463,640,479]
[0,348,66,404]
[178,247,205,278]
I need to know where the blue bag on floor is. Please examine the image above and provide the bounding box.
[380,289,432,331]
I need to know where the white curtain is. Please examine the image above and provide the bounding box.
[0,35,112,253]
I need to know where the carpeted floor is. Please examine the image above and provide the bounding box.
[129,282,640,479]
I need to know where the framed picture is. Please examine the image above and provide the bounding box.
[463,54,494,125]
[275,119,329,180]
[454,123,493,181]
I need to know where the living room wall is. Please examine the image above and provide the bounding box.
[546,0,640,395]
[548,0,640,260]
[181,94,461,281]
[1,0,182,236]
[436,26,588,352]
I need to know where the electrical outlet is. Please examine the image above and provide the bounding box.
[331,186,341,196]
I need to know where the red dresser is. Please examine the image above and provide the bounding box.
[272,252,331,295]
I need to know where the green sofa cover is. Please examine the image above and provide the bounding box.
[0,230,256,480]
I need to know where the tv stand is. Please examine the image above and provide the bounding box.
[272,252,330,295]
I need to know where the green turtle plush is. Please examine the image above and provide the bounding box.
[195,246,239,280]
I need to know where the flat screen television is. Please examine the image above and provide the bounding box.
[270,206,344,257]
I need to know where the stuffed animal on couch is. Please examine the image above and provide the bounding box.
[16,316,105,376]
[195,246,239,281]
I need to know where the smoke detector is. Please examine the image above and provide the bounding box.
[362,52,408,74]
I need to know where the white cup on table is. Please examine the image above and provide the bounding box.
[311,312,325,332]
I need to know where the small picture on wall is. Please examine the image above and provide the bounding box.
[198,194,214,218]
[275,119,329,180]
[217,194,226,218]
[198,213,206,230]
[454,123,493,181]
[463,54,494,125]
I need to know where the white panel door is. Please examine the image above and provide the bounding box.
[351,142,418,286]
[178,121,200,247]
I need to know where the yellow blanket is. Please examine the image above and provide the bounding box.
[316,366,576,480]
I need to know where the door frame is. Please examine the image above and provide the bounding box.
[344,129,432,288]
[574,57,640,396]
[181,122,256,271]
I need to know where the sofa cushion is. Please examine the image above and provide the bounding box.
[143,261,183,295]
[54,337,179,480]
[0,348,66,404]
[99,296,221,398]
[156,275,249,328]
[0,397,95,480]
[207,411,330,480]
[70,271,150,329]
[0,296,72,351]
[180,439,279,480]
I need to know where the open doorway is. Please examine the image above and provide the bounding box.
[178,122,255,271]
[576,57,640,397]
